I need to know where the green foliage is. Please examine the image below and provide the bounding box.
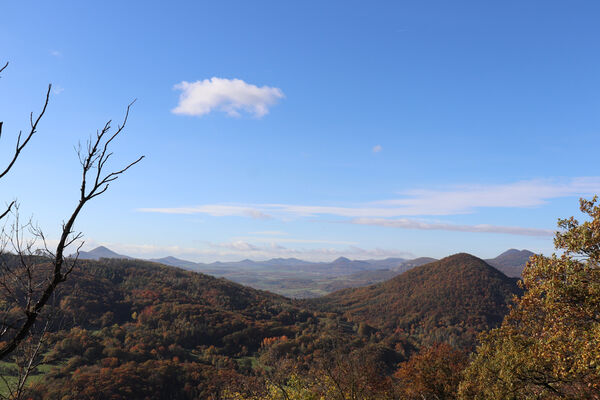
[459,197,600,399]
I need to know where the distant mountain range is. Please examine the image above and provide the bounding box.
[150,255,402,274]
[72,245,534,297]
[151,255,314,270]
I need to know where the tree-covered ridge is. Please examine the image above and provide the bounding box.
[46,258,317,352]
[311,253,522,348]
[0,257,410,398]
[3,252,501,398]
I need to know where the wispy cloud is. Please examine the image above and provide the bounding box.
[249,230,288,236]
[138,178,600,238]
[350,218,554,237]
[49,50,61,57]
[235,236,359,245]
[214,240,260,252]
[372,144,382,153]
[138,205,271,219]
[140,177,600,219]
[53,85,64,95]
[172,78,284,118]
[375,177,600,214]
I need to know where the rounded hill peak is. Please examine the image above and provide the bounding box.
[93,245,111,251]
[333,257,351,263]
[439,252,486,263]
[315,252,521,347]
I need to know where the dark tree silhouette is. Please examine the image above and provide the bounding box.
[0,62,51,222]
[0,61,144,368]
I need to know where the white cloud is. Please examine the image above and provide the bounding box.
[215,240,260,251]
[137,178,600,239]
[138,205,271,219]
[249,231,288,236]
[172,78,284,118]
[372,144,382,153]
[235,236,358,245]
[375,177,600,214]
[139,177,600,219]
[53,85,64,95]
[49,50,61,57]
[350,218,554,237]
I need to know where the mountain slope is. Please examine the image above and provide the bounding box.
[485,249,534,277]
[75,245,132,260]
[14,256,408,398]
[312,253,521,347]
[149,255,200,269]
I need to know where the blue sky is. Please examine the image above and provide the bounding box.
[1,1,599,261]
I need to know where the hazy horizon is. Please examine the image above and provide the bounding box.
[74,243,528,265]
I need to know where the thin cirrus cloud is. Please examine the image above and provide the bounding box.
[139,205,272,219]
[248,231,288,236]
[373,177,600,214]
[234,236,359,246]
[140,177,600,217]
[138,177,600,237]
[172,78,284,118]
[350,218,554,237]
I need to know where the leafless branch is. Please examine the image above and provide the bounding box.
[0,85,51,181]
[0,201,15,222]
[11,319,49,400]
[0,100,143,361]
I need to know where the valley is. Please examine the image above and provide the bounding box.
[77,247,532,298]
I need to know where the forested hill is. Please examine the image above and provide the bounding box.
[52,257,310,346]
[310,253,522,347]
[6,257,408,398]
[1,254,523,397]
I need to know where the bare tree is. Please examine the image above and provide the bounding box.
[0,62,51,223]
[0,318,50,400]
[0,61,143,388]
